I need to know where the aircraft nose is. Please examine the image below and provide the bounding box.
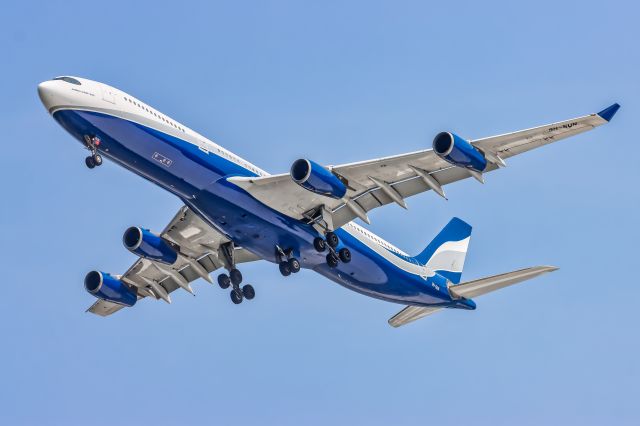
[37,80,58,111]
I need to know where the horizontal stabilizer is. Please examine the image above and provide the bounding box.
[388,265,558,327]
[388,306,443,328]
[449,265,558,299]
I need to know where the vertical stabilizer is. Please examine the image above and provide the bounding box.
[413,217,472,284]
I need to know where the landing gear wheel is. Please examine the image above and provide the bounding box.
[242,284,255,300]
[279,261,292,276]
[217,273,231,289]
[93,154,103,166]
[326,253,339,268]
[230,288,243,304]
[313,237,326,252]
[288,258,301,273]
[338,248,351,263]
[326,232,339,248]
[85,156,96,169]
[229,268,243,286]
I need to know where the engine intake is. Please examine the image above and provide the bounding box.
[123,226,178,265]
[290,159,347,199]
[84,271,137,307]
[433,132,487,172]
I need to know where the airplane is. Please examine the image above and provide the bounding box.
[37,76,619,327]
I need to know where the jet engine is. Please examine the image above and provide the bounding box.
[123,226,178,265]
[433,132,487,172]
[84,270,137,307]
[290,159,347,199]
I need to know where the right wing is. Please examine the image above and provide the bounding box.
[86,206,260,316]
[388,266,558,327]
[230,104,619,230]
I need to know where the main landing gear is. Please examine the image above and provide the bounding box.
[216,242,255,305]
[277,246,301,277]
[83,135,103,169]
[313,231,351,269]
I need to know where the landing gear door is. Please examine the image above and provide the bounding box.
[101,86,116,104]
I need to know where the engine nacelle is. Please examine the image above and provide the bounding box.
[290,159,347,199]
[433,132,487,172]
[84,271,137,307]
[123,226,178,265]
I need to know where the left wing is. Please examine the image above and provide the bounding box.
[229,104,619,230]
[87,206,260,316]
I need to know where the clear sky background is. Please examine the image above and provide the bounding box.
[1,1,638,425]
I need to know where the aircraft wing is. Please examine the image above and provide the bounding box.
[388,265,558,327]
[229,104,619,230]
[86,205,260,316]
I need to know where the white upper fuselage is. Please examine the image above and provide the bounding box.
[38,76,268,177]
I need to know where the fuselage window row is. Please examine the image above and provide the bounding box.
[123,96,185,133]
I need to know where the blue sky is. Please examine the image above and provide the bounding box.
[1,1,638,424]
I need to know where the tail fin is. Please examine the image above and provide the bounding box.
[413,217,472,284]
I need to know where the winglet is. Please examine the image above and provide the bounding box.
[597,103,620,122]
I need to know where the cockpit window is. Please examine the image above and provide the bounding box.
[53,76,81,85]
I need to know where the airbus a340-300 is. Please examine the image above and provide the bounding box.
[38,76,619,326]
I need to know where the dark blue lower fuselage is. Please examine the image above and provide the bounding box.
[54,109,469,308]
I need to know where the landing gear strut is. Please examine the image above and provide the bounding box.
[217,242,255,304]
[83,135,103,169]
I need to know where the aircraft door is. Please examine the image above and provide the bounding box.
[101,85,116,104]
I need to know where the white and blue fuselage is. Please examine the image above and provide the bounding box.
[38,76,473,310]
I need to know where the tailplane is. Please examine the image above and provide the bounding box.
[413,217,472,284]
[388,265,558,327]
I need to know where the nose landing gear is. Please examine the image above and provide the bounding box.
[85,154,102,169]
[83,135,103,169]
